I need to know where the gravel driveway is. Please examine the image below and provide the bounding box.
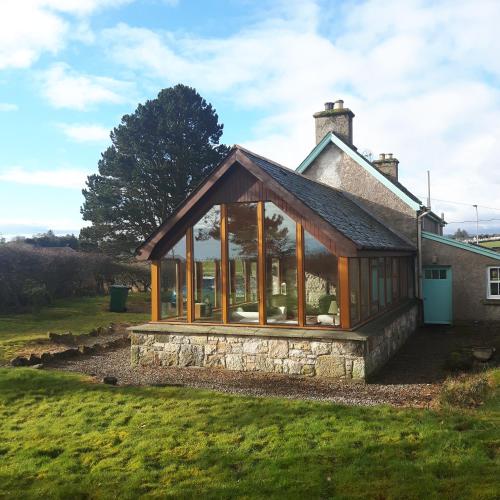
[49,344,439,408]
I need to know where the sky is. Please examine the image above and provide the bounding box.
[1,0,500,240]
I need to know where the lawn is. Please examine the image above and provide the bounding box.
[0,368,498,499]
[0,294,150,364]
[479,240,500,249]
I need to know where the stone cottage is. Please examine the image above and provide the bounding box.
[129,99,499,380]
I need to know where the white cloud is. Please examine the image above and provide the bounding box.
[0,102,18,111]
[0,166,88,189]
[102,0,500,232]
[40,63,132,110]
[59,123,110,142]
[0,0,133,70]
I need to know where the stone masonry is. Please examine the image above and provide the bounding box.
[130,303,418,380]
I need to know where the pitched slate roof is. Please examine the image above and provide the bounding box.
[238,147,415,251]
[136,145,416,260]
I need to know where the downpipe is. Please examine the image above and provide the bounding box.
[417,208,430,322]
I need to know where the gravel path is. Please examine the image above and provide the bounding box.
[48,345,440,408]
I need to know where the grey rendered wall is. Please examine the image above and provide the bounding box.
[422,238,500,322]
[304,143,417,245]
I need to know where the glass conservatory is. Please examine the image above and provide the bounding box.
[151,201,415,330]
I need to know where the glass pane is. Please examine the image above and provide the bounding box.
[265,203,297,324]
[227,203,259,323]
[304,230,339,326]
[424,269,432,279]
[386,258,392,305]
[491,283,499,296]
[160,236,187,320]
[400,259,408,299]
[370,258,379,314]
[491,268,499,281]
[432,269,439,279]
[349,259,360,325]
[378,257,386,309]
[409,259,415,297]
[439,269,447,280]
[360,258,370,320]
[193,206,222,322]
[392,258,399,301]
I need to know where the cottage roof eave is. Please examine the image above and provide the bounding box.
[423,231,500,260]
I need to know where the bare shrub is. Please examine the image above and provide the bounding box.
[440,373,491,408]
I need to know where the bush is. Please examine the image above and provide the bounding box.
[440,373,491,408]
[0,243,150,312]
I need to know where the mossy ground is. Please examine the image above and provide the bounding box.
[0,368,498,499]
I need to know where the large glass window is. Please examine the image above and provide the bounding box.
[265,203,298,324]
[304,230,339,326]
[160,236,187,320]
[360,258,370,320]
[407,258,415,298]
[400,258,408,299]
[385,258,392,306]
[349,258,360,326]
[370,258,379,314]
[227,203,259,323]
[193,206,222,322]
[378,257,386,308]
[157,200,416,328]
[392,257,399,302]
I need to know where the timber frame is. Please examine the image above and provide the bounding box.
[140,146,416,332]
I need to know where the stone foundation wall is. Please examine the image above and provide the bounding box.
[364,304,418,377]
[130,303,418,380]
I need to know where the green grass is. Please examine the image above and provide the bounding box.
[479,240,500,249]
[0,294,150,363]
[0,368,498,499]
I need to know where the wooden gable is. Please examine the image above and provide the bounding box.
[137,149,359,261]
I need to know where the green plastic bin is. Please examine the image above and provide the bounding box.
[109,285,129,312]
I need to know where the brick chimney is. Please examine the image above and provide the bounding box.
[373,153,399,181]
[313,100,354,145]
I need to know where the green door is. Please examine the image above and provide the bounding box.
[423,266,452,324]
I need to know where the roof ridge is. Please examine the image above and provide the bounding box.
[234,144,290,170]
[297,131,423,208]
[237,144,354,198]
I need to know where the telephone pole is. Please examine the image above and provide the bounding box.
[473,204,479,243]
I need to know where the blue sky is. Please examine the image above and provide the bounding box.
[1,0,500,240]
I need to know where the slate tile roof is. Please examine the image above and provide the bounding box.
[239,147,415,251]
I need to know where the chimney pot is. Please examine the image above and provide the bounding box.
[314,99,354,144]
[373,153,399,181]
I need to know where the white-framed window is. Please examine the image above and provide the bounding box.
[487,267,500,299]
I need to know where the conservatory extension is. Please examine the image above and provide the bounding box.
[130,146,419,380]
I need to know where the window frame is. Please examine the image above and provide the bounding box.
[153,201,415,330]
[486,266,500,300]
